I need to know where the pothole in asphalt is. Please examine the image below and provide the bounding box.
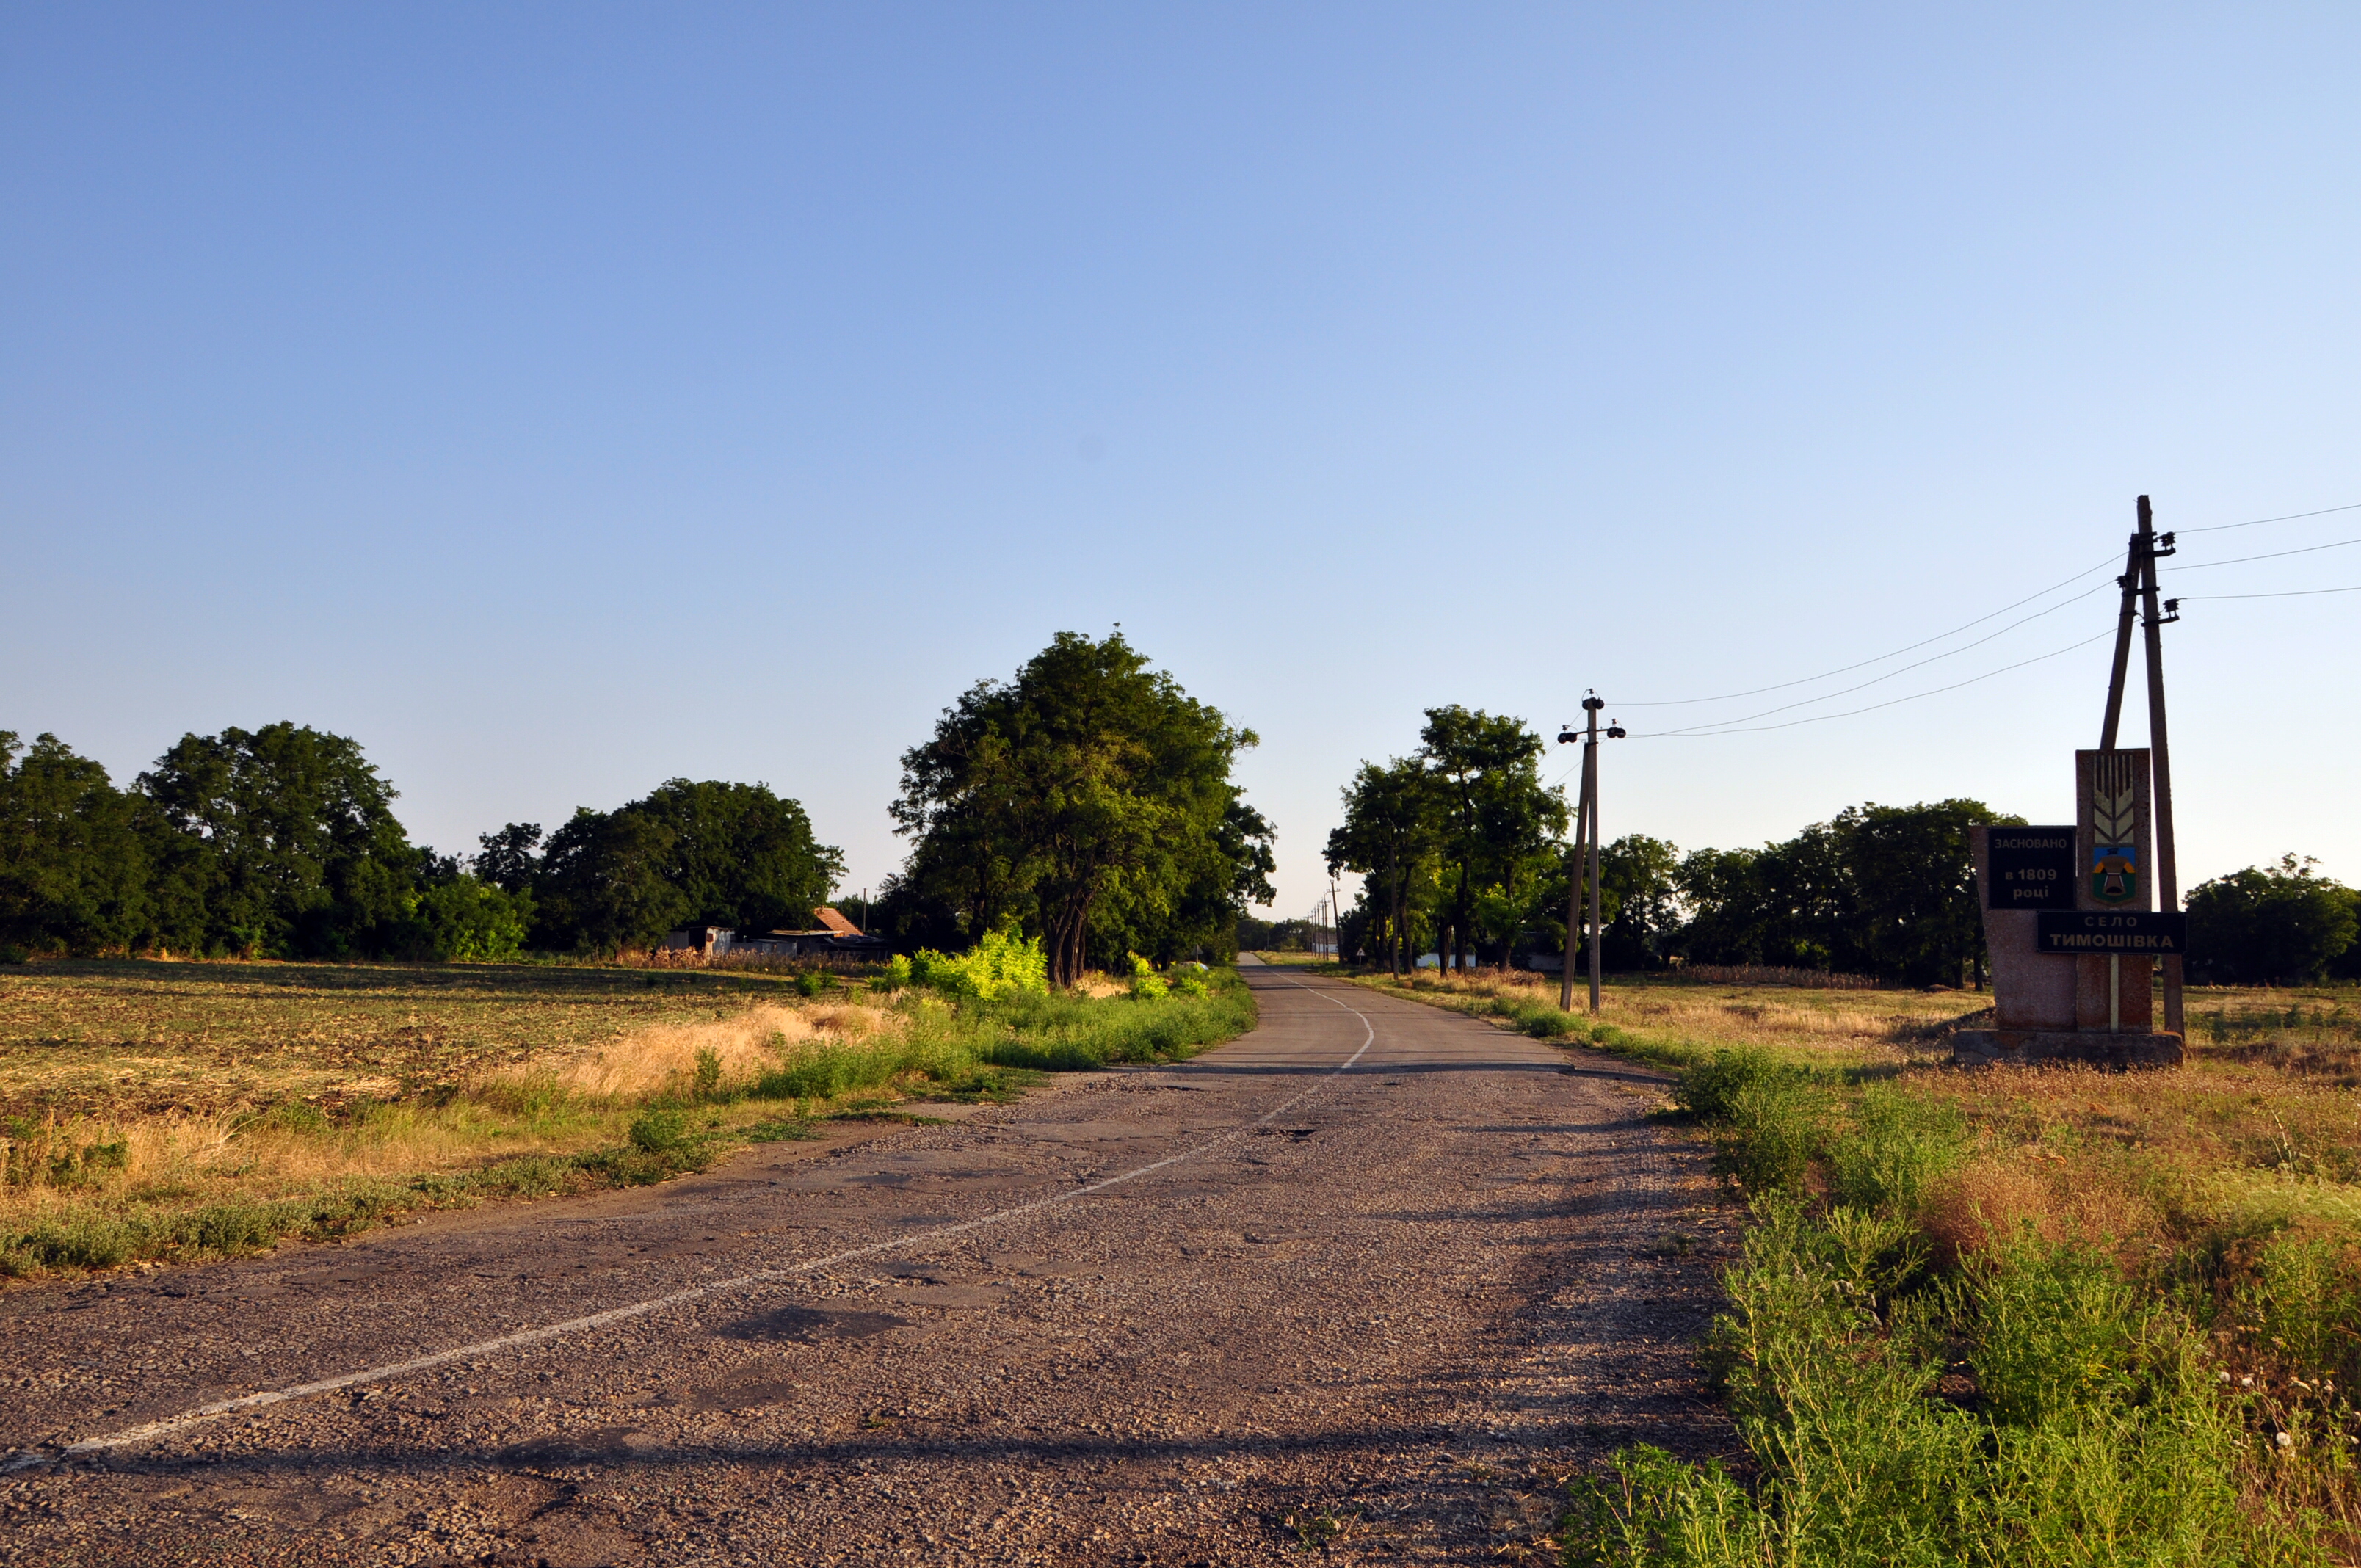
[716,1304,911,1343]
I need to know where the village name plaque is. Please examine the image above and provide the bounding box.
[1985,827,2075,910]
[2036,911,2188,955]
[1959,749,2183,1069]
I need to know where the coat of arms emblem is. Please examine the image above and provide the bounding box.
[2089,754,2140,906]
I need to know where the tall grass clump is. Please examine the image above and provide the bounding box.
[1564,1052,2331,1567]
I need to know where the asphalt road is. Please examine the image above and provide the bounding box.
[0,964,1734,1566]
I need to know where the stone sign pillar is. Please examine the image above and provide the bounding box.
[2074,748,2153,1034]
[1956,749,2185,1068]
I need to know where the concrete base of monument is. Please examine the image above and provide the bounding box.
[1954,1029,2185,1070]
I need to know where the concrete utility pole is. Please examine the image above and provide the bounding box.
[2099,525,2144,749]
[2133,496,2185,1036]
[1557,695,1626,1015]
[2095,495,2185,1039]
[1559,725,1589,1014]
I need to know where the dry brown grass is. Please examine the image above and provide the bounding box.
[533,1001,899,1099]
[0,957,904,1274]
[1378,968,2361,1269]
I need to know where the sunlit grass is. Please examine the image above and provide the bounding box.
[0,957,1254,1280]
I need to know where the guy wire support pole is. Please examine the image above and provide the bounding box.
[1588,706,1628,1013]
[2133,494,2185,1037]
[2099,521,2145,749]
[1556,705,1597,1012]
[1586,712,1604,1016]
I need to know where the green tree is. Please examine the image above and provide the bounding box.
[628,779,844,934]
[415,876,534,960]
[531,807,692,954]
[1673,800,2010,984]
[1827,799,2002,987]
[471,822,543,893]
[2186,855,2360,985]
[134,722,417,957]
[1415,706,1567,970]
[893,633,1271,985]
[1326,759,1436,974]
[0,733,150,954]
[1599,832,1682,970]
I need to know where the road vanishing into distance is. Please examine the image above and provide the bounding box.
[1,964,1733,1566]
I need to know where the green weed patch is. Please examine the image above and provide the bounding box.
[1562,1046,2340,1567]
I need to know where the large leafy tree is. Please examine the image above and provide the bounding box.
[893,632,1272,985]
[2187,856,2360,984]
[630,779,844,933]
[532,807,692,954]
[1326,759,1436,975]
[134,722,417,957]
[0,733,150,954]
[1415,706,1567,970]
[530,781,842,953]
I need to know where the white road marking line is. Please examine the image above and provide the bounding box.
[7,977,1377,1474]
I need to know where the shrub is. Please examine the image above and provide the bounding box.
[1129,953,1169,1001]
[911,929,1050,999]
[415,876,533,962]
[1826,1082,1966,1217]
[1678,1050,1827,1195]
[628,1109,688,1153]
[1574,1199,2296,1567]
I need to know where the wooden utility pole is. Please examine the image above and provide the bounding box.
[2133,495,2185,1036]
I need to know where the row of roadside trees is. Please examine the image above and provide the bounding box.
[1324,708,2361,987]
[1323,708,2009,987]
[0,726,841,961]
[2,633,1278,979]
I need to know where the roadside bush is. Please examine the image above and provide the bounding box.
[1675,1050,1827,1196]
[1129,953,1169,1001]
[911,929,1049,999]
[1825,1082,1965,1217]
[1573,1047,2323,1567]
[416,876,533,962]
[628,1109,689,1153]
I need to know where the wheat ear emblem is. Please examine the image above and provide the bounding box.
[2092,786,2136,846]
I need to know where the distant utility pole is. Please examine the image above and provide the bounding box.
[1557,694,1627,1015]
[2097,495,2185,1037]
[1328,873,1345,965]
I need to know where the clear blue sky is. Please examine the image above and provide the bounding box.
[7,4,2357,918]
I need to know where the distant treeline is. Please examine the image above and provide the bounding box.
[3,632,1277,978]
[1582,827,2360,987]
[0,726,839,961]
[1325,709,2361,988]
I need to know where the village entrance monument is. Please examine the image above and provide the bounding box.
[1957,747,2186,1067]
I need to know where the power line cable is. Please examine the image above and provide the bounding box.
[1617,552,2122,707]
[2161,534,2361,573]
[1632,628,2118,739]
[1622,580,2117,732]
[2178,584,2361,600]
[1616,499,2361,711]
[2179,500,2361,534]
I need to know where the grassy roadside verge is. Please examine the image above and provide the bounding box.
[1353,968,2361,1564]
[0,960,1255,1281]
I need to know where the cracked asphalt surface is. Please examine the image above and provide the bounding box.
[0,963,1736,1565]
